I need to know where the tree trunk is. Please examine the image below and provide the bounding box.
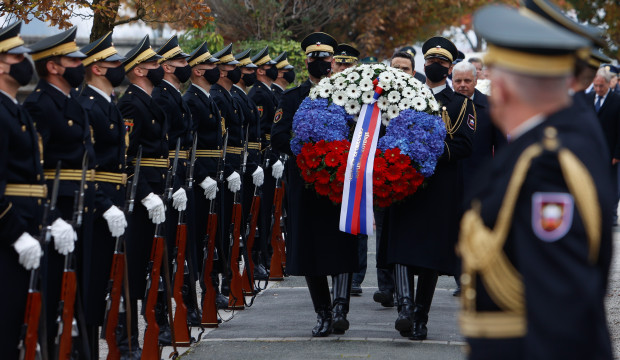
[90,0,120,42]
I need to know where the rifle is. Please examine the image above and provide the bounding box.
[18,162,61,360]
[201,132,228,327]
[101,146,141,360]
[269,154,287,281]
[242,146,271,295]
[227,126,249,310]
[55,152,88,360]
[141,139,180,359]
[171,134,198,346]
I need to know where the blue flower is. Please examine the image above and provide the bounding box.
[291,98,350,155]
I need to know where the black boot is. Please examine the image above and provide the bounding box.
[394,264,414,337]
[118,298,142,360]
[305,276,333,337]
[183,265,202,326]
[311,305,333,337]
[155,287,172,346]
[211,273,229,309]
[410,269,438,340]
[331,273,352,334]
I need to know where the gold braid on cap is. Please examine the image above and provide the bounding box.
[31,42,79,61]
[254,55,272,66]
[82,47,118,66]
[276,59,291,69]
[0,36,24,53]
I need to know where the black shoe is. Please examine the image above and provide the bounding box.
[187,308,202,326]
[394,298,414,337]
[452,286,461,297]
[350,282,362,296]
[254,264,269,281]
[373,290,395,307]
[312,309,332,337]
[120,347,142,360]
[332,303,350,334]
[409,321,428,340]
[216,293,229,309]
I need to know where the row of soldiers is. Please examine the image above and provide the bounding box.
[0,19,333,359]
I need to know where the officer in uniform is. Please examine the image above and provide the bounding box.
[332,43,359,73]
[271,51,295,103]
[210,43,244,303]
[117,35,167,356]
[182,42,230,309]
[78,31,128,358]
[0,21,45,360]
[271,32,359,337]
[377,35,476,341]
[459,5,613,359]
[399,46,427,83]
[25,26,94,359]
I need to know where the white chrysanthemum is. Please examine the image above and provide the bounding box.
[332,90,348,106]
[358,79,373,92]
[429,99,440,112]
[381,112,390,126]
[380,72,394,83]
[318,77,332,87]
[361,69,374,79]
[378,80,391,91]
[319,87,331,98]
[346,71,360,82]
[401,87,415,98]
[309,88,318,100]
[412,96,427,111]
[387,91,401,103]
[408,77,420,87]
[345,99,361,115]
[377,97,390,110]
[346,84,361,99]
[372,64,383,70]
[387,105,400,119]
[394,80,407,90]
[398,97,411,111]
[333,76,347,90]
[361,91,375,104]
[420,87,432,98]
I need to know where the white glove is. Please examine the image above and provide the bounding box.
[103,205,127,237]
[172,188,187,211]
[141,192,166,224]
[51,218,77,255]
[200,176,218,200]
[272,160,284,179]
[227,171,241,193]
[13,232,42,270]
[252,166,264,187]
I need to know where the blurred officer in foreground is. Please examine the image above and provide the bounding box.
[459,5,613,359]
[271,32,359,337]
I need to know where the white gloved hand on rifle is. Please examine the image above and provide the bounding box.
[103,205,127,237]
[252,166,264,187]
[227,171,241,193]
[51,218,77,255]
[172,188,187,211]
[13,232,42,270]
[271,160,284,179]
[200,176,218,200]
[141,192,165,224]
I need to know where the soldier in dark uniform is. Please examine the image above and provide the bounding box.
[378,35,476,341]
[117,35,167,357]
[271,51,295,103]
[459,5,613,359]
[210,43,244,300]
[271,32,359,337]
[183,42,230,309]
[332,43,359,73]
[399,46,427,83]
[77,31,128,358]
[0,21,45,360]
[25,27,94,359]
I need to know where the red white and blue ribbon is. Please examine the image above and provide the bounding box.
[339,80,383,235]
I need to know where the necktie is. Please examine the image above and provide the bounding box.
[595,96,602,112]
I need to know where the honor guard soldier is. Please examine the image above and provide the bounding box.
[25,26,94,359]
[230,49,267,280]
[77,31,128,358]
[377,35,476,341]
[210,43,245,300]
[0,21,46,360]
[271,51,295,103]
[332,43,359,73]
[271,32,360,337]
[117,35,167,356]
[458,5,613,359]
[183,42,230,309]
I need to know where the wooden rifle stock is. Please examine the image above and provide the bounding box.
[141,230,164,360]
[102,239,125,360]
[56,258,77,360]
[201,208,219,327]
[242,194,261,295]
[228,199,244,310]
[171,217,191,346]
[269,179,285,281]
[18,272,42,360]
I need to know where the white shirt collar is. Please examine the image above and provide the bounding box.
[233,84,246,94]
[507,113,545,142]
[88,84,111,103]
[272,83,284,91]
[163,79,181,94]
[595,89,610,103]
[260,81,271,88]
[429,83,446,95]
[48,82,70,98]
[132,84,150,97]
[192,83,210,98]
[0,89,18,104]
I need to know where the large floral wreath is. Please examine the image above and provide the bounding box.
[291,63,446,208]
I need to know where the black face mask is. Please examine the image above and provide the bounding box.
[307,60,331,79]
[62,63,85,88]
[226,67,241,84]
[145,66,165,86]
[424,62,450,83]
[242,72,256,86]
[265,66,278,81]
[203,67,220,84]
[8,58,33,86]
[104,65,125,87]
[283,69,295,84]
[174,64,192,83]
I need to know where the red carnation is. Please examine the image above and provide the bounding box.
[330,180,343,194]
[325,151,341,167]
[328,190,342,204]
[315,169,331,185]
[394,154,411,170]
[385,169,401,182]
[336,165,346,183]
[305,152,321,169]
[374,156,387,172]
[374,184,390,198]
[384,148,401,164]
[315,182,330,196]
[314,140,329,155]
